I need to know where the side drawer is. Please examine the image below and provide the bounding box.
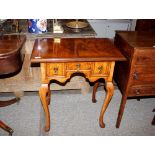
[128,85,155,97]
[46,63,65,77]
[92,62,111,76]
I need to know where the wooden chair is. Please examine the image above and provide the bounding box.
[0,34,26,135]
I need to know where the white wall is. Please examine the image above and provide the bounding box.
[88,19,132,38]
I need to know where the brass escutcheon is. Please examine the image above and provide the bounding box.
[53,67,58,74]
[98,66,103,74]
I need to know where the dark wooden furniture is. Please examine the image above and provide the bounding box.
[114,31,155,128]
[0,35,26,135]
[31,38,126,132]
[135,19,155,31]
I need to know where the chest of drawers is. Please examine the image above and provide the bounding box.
[114,31,155,127]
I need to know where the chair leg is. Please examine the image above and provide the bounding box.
[0,120,14,136]
[0,97,20,107]
[0,97,20,135]
[152,109,155,125]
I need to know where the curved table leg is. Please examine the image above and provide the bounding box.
[39,84,50,132]
[0,120,14,136]
[47,84,51,105]
[99,82,114,128]
[92,82,100,103]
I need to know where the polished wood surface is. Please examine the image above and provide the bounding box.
[0,35,26,75]
[31,38,125,63]
[0,34,26,135]
[114,31,155,128]
[135,19,155,31]
[31,38,126,132]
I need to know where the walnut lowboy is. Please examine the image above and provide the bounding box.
[31,38,126,132]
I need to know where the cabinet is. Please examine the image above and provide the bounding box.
[88,19,131,38]
[114,31,155,127]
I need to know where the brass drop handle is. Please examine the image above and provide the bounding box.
[98,66,103,74]
[136,89,140,95]
[133,72,139,80]
[53,67,58,74]
[76,63,81,71]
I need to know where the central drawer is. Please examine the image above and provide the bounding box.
[66,62,92,71]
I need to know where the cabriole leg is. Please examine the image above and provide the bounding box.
[99,82,114,128]
[39,84,50,132]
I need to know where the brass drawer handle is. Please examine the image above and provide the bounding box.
[98,66,103,74]
[53,67,58,75]
[136,89,141,95]
[76,64,81,71]
[133,72,139,80]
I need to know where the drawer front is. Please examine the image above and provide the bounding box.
[92,62,111,76]
[130,66,155,86]
[128,85,155,97]
[46,63,64,76]
[135,49,155,66]
[66,62,91,71]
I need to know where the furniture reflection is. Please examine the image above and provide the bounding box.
[0,35,26,135]
[114,31,155,128]
[31,38,126,132]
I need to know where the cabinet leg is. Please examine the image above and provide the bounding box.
[99,82,114,128]
[39,84,50,132]
[116,94,127,128]
[92,82,100,103]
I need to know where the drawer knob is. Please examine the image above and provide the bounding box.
[98,66,103,74]
[133,72,139,80]
[136,89,141,95]
[76,64,81,71]
[53,67,58,75]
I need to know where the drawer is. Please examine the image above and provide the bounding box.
[46,63,65,76]
[92,62,111,76]
[66,62,91,71]
[135,49,155,66]
[128,85,155,97]
[130,66,155,86]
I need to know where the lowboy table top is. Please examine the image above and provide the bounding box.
[31,38,126,63]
